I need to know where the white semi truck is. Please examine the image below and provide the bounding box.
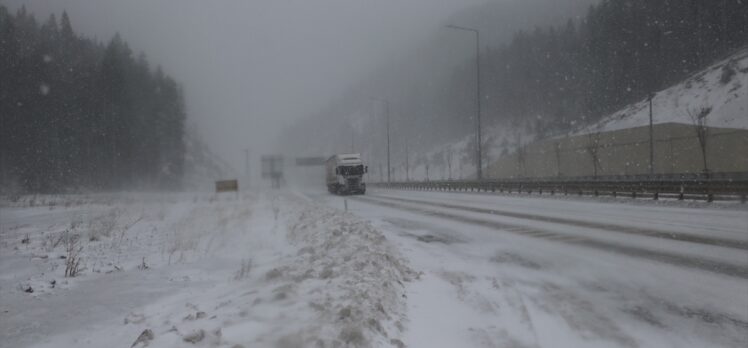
[326,153,368,195]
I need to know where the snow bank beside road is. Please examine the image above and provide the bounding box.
[131,193,415,347]
[1,192,412,348]
[280,193,414,347]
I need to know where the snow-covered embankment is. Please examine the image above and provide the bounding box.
[0,192,413,348]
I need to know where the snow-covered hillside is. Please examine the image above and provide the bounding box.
[396,48,748,182]
[581,48,748,134]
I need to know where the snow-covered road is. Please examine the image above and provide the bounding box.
[2,190,746,347]
[311,188,748,348]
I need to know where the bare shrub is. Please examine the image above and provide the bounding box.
[130,329,154,348]
[586,131,603,178]
[166,231,197,265]
[265,267,283,281]
[720,59,737,84]
[688,106,712,177]
[137,257,149,270]
[338,326,365,346]
[183,329,205,344]
[390,339,406,348]
[88,209,119,241]
[42,231,66,252]
[109,214,143,252]
[64,233,84,277]
[234,259,252,280]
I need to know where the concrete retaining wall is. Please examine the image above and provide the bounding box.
[485,123,748,178]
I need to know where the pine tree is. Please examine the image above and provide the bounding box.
[0,5,187,193]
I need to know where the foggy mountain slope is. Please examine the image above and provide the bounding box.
[281,0,748,170]
[288,0,747,185]
[278,0,599,162]
[579,47,748,134]
[448,0,599,44]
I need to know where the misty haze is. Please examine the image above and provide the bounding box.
[1,0,747,347]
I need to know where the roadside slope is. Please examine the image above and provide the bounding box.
[0,192,413,348]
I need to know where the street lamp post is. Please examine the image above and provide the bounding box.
[350,123,355,153]
[405,141,409,182]
[446,24,482,180]
[648,93,655,176]
[244,148,251,188]
[371,98,391,183]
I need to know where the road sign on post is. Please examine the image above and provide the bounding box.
[261,155,284,189]
[215,180,239,193]
[295,157,326,166]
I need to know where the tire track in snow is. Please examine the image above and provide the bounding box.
[368,193,748,251]
[352,195,748,280]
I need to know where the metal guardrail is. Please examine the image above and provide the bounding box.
[372,173,748,203]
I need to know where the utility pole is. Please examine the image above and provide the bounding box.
[386,101,391,183]
[244,148,251,188]
[405,141,410,182]
[648,93,655,176]
[446,24,482,180]
[350,121,355,153]
[371,98,391,183]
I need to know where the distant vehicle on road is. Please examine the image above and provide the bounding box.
[326,154,368,195]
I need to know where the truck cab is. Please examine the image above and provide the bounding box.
[326,154,368,195]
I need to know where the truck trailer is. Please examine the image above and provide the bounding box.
[326,154,368,195]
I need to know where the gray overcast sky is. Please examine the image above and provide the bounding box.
[5,0,490,169]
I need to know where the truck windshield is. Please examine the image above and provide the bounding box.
[340,165,364,176]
